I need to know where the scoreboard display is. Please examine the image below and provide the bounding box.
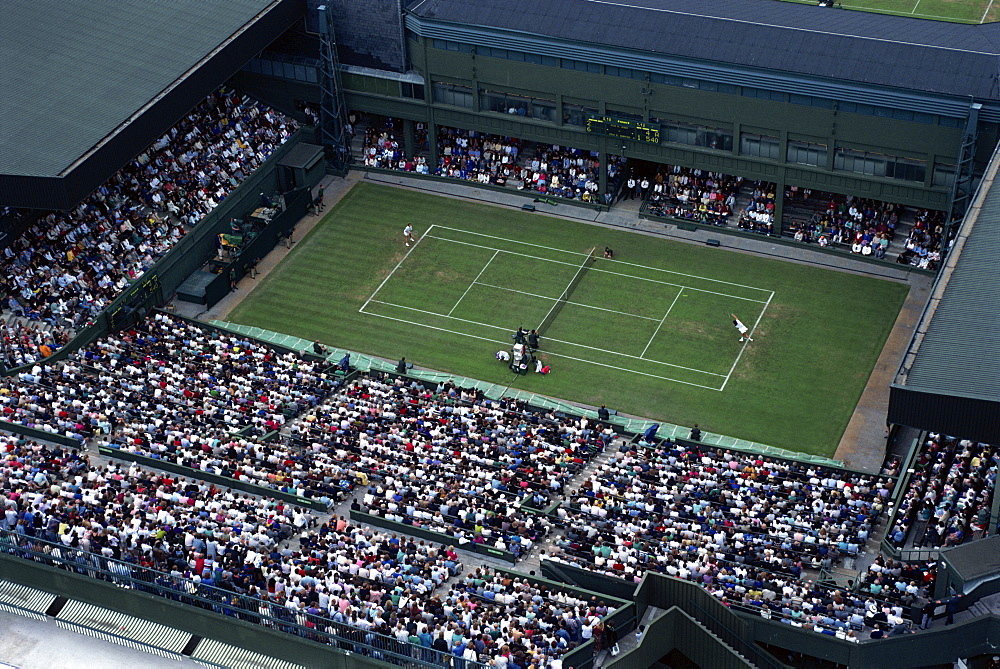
[108,274,161,330]
[586,116,661,143]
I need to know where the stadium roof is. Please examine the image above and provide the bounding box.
[0,0,300,210]
[904,182,1000,400]
[889,149,1000,444]
[408,0,1000,101]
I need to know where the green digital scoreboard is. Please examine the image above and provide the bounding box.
[108,274,161,330]
[586,116,661,143]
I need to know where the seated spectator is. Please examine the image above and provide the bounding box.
[1,88,297,339]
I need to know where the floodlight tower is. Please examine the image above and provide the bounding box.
[317,4,350,171]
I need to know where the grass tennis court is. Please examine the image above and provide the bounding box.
[778,0,996,23]
[227,182,909,456]
[362,226,773,390]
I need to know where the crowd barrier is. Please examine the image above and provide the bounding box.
[349,509,517,563]
[207,320,850,469]
[0,529,484,669]
[96,445,329,512]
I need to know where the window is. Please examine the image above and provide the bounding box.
[431,39,471,53]
[607,109,643,122]
[839,101,938,125]
[606,66,645,80]
[563,103,599,126]
[932,163,956,188]
[432,82,473,108]
[834,147,927,183]
[787,140,827,167]
[742,87,788,103]
[649,72,683,86]
[789,94,834,109]
[561,58,601,74]
[656,120,733,150]
[740,133,780,159]
[481,90,556,122]
[401,82,425,100]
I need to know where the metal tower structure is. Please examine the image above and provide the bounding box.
[943,102,981,264]
[317,4,350,171]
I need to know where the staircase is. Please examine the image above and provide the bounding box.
[517,438,627,576]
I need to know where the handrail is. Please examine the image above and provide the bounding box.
[0,529,488,669]
[687,599,785,669]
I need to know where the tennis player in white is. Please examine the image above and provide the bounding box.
[403,223,414,246]
[731,313,753,342]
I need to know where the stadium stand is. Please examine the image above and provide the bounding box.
[1,88,297,352]
[890,434,996,550]
[358,116,618,205]
[542,437,920,636]
[0,417,614,668]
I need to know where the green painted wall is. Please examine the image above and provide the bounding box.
[238,31,966,210]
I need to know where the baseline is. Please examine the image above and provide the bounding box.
[425,235,768,304]
[365,298,725,378]
[360,224,435,312]
[431,225,773,293]
[358,306,724,390]
[719,291,775,392]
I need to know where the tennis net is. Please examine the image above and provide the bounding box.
[536,247,597,336]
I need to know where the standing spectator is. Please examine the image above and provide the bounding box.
[920,599,936,629]
[606,621,619,655]
[314,186,325,212]
[943,594,962,625]
[592,619,605,653]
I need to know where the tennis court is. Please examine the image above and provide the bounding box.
[360,226,774,390]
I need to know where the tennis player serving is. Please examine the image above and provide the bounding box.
[731,314,753,342]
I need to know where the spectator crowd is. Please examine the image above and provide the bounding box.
[0,87,297,365]
[543,438,924,637]
[889,433,995,551]
[358,115,618,205]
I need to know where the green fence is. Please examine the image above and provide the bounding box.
[0,422,83,447]
[349,509,517,563]
[361,166,608,213]
[608,607,754,669]
[208,320,848,468]
[97,445,328,511]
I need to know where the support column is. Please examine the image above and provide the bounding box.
[428,123,439,173]
[773,175,786,237]
[403,119,415,160]
[599,147,609,206]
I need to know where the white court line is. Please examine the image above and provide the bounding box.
[432,225,772,293]
[535,249,593,333]
[910,0,921,13]
[426,235,768,303]
[981,0,994,23]
[367,299,725,377]
[358,306,724,390]
[449,250,499,316]
[580,0,995,55]
[476,282,661,321]
[360,224,435,312]
[720,291,775,392]
[641,287,683,358]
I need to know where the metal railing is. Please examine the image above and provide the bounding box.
[0,529,488,669]
[687,599,785,669]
